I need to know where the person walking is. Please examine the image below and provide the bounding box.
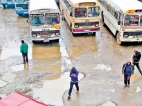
[132,50,142,76]
[68,67,79,99]
[122,61,134,87]
[20,40,28,64]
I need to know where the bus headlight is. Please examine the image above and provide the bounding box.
[95,24,99,27]
[75,25,79,28]
[123,35,129,38]
[32,34,37,37]
[56,33,60,35]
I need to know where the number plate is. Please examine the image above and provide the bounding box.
[84,30,90,32]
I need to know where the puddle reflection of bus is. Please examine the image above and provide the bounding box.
[0,0,15,9]
[15,0,29,17]
[60,0,100,35]
[28,0,60,43]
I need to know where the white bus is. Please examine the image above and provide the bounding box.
[28,0,60,43]
[98,0,142,44]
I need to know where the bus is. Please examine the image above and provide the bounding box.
[98,0,142,44]
[28,0,60,43]
[15,0,29,17]
[60,0,100,35]
[0,0,15,9]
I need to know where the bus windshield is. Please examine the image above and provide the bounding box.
[16,4,28,9]
[140,16,142,26]
[15,0,28,3]
[30,14,44,26]
[88,7,99,17]
[75,8,87,17]
[45,13,60,25]
[124,15,139,26]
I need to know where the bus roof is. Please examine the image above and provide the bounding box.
[69,0,98,5]
[109,0,142,12]
[29,0,59,12]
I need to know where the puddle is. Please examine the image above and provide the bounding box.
[90,46,97,51]
[59,39,72,71]
[94,64,111,71]
[109,89,115,93]
[133,87,141,93]
[32,46,61,60]
[101,101,116,106]
[38,65,61,80]
[10,64,29,72]
[131,74,141,82]
[33,72,84,106]
[67,46,83,59]
[0,44,32,60]
[0,80,8,87]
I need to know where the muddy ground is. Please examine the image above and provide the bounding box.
[0,9,142,106]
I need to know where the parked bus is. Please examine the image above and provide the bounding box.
[15,0,29,17]
[0,0,15,9]
[138,0,142,2]
[28,0,60,43]
[60,0,100,35]
[98,0,142,44]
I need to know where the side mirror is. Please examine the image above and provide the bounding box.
[118,21,120,25]
[26,20,29,23]
[70,12,72,16]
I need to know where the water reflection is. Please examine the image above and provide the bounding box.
[33,72,84,106]
[10,63,29,71]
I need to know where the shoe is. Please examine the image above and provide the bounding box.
[67,96,70,100]
[23,62,26,64]
[127,85,130,87]
[124,85,127,87]
[76,91,79,94]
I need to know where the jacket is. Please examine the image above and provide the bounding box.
[133,51,141,63]
[70,67,79,82]
[20,43,28,53]
[122,62,134,75]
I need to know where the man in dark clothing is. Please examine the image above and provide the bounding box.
[68,67,79,99]
[20,40,28,64]
[122,61,134,87]
[132,50,142,75]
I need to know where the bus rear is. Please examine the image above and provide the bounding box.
[71,1,100,34]
[0,0,15,9]
[15,0,29,17]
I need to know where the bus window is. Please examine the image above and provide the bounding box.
[140,16,142,26]
[124,15,139,26]
[114,12,118,19]
[75,8,87,17]
[45,13,60,25]
[88,7,99,17]
[30,15,44,26]
[15,0,24,3]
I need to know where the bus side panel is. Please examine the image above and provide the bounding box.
[60,1,72,28]
[102,9,119,35]
[104,16,116,35]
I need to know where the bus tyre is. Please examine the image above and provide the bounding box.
[116,32,122,45]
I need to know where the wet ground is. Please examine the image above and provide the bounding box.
[0,9,142,106]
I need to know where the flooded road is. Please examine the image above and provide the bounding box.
[0,9,142,106]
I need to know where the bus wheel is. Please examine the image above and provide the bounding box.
[116,32,122,45]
